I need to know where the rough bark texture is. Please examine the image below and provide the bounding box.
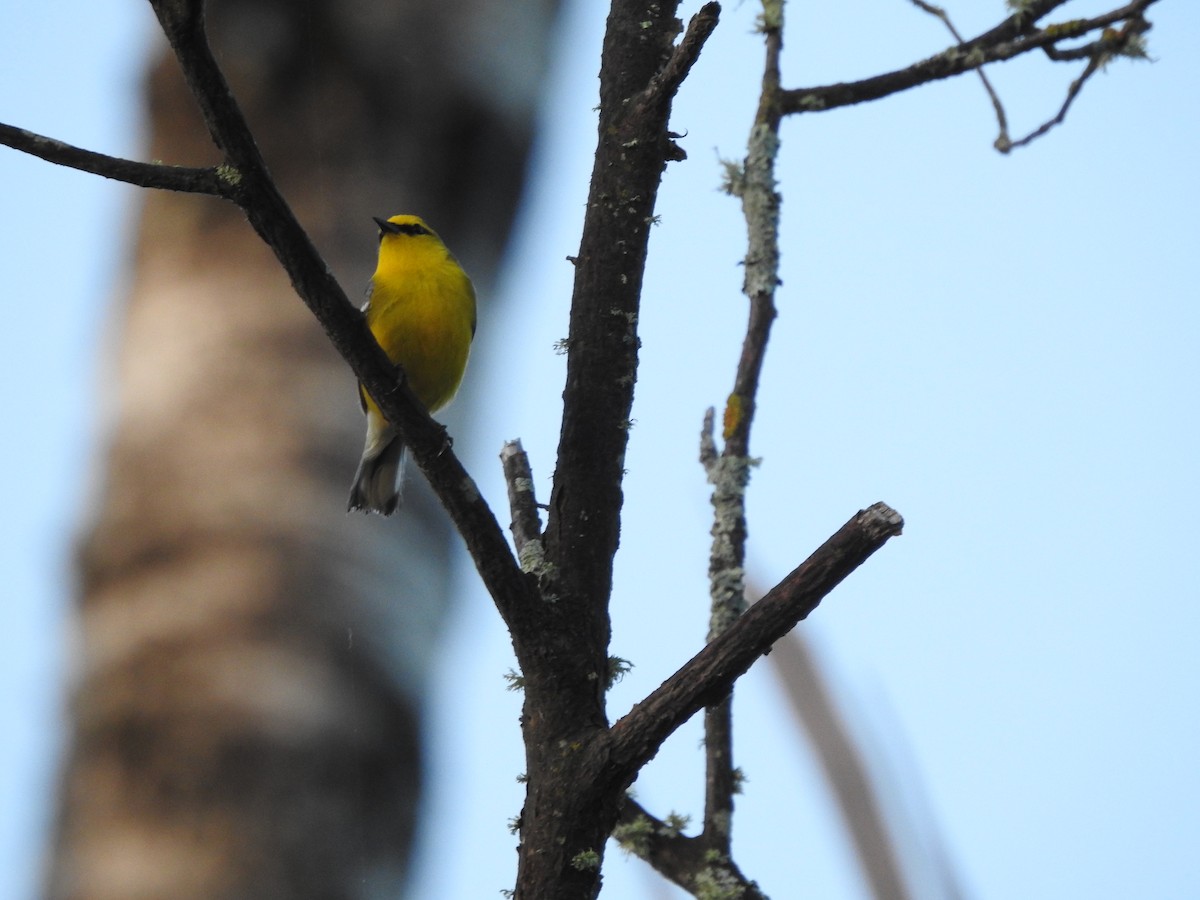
[48,2,559,898]
[512,4,721,897]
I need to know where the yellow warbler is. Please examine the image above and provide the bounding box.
[348,214,476,515]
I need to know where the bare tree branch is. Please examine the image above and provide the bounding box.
[781,0,1159,116]
[543,0,722,637]
[501,439,544,555]
[0,122,228,194]
[688,0,785,884]
[640,4,722,120]
[999,14,1152,152]
[907,0,1011,150]
[606,503,904,784]
[614,796,767,899]
[511,3,723,895]
[609,502,906,898]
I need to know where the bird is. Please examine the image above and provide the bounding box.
[347,214,476,515]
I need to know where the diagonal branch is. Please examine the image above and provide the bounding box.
[640,3,722,116]
[605,503,904,785]
[614,797,767,899]
[0,122,229,195]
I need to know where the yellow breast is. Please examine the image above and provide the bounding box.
[365,224,476,414]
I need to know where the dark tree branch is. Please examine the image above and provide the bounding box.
[640,3,722,115]
[780,0,1159,116]
[543,0,722,636]
[606,503,904,786]
[614,796,767,899]
[513,2,723,896]
[0,122,229,195]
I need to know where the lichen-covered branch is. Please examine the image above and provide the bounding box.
[614,797,767,899]
[692,0,784,878]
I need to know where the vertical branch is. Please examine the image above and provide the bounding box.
[540,0,711,708]
[701,0,785,858]
[515,4,721,897]
[728,0,785,444]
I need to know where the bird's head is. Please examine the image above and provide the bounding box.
[373,214,441,244]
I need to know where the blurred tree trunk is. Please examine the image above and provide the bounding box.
[48,2,560,897]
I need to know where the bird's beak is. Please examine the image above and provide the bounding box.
[373,216,401,235]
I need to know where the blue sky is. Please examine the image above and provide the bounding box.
[3,2,1198,898]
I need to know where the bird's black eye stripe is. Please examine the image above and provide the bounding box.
[375,217,432,239]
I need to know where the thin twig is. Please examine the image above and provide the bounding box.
[1001,55,1104,152]
[907,0,1011,156]
[648,0,789,884]
[1000,15,1152,152]
[694,0,785,865]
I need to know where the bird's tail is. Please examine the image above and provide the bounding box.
[348,417,406,516]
